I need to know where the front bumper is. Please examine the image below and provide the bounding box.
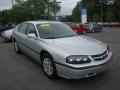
[55,52,112,79]
[1,34,11,40]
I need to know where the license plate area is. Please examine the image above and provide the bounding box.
[86,73,96,77]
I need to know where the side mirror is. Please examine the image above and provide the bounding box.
[27,33,36,38]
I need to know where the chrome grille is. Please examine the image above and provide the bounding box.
[91,51,108,61]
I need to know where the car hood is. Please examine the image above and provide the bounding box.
[4,29,13,33]
[52,35,107,55]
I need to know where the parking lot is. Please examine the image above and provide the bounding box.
[0,27,120,90]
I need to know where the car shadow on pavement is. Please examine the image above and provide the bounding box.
[53,71,110,89]
[0,38,12,44]
[59,69,107,80]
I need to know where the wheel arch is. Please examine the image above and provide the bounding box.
[40,50,54,61]
[40,50,57,78]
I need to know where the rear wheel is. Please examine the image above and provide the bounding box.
[41,53,57,79]
[92,29,95,33]
[101,29,103,32]
[14,40,21,53]
[83,31,86,34]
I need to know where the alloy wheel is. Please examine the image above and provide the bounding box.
[43,57,54,76]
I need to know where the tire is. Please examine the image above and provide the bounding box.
[14,40,21,54]
[41,53,57,79]
[101,29,103,32]
[92,29,95,33]
[83,31,86,34]
[9,36,12,42]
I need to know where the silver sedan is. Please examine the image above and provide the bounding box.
[12,21,112,79]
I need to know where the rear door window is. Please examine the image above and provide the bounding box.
[18,23,28,34]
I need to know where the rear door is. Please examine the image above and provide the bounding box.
[15,23,28,52]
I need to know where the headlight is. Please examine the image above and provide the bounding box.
[66,55,91,64]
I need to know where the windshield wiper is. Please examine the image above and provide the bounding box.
[44,37,61,39]
[63,35,78,38]
[44,35,78,39]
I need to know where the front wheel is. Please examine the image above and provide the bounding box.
[41,54,57,79]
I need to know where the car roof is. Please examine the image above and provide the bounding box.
[23,20,62,24]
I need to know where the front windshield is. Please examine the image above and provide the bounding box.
[36,23,78,39]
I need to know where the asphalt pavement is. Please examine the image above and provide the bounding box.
[0,27,120,90]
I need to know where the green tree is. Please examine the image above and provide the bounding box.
[71,0,115,22]
[105,10,114,22]
[113,0,120,22]
[15,0,60,20]
[61,15,74,22]
[0,10,10,25]
[72,1,81,22]
[92,14,99,22]
[0,0,61,25]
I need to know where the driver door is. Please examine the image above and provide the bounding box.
[25,23,41,62]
